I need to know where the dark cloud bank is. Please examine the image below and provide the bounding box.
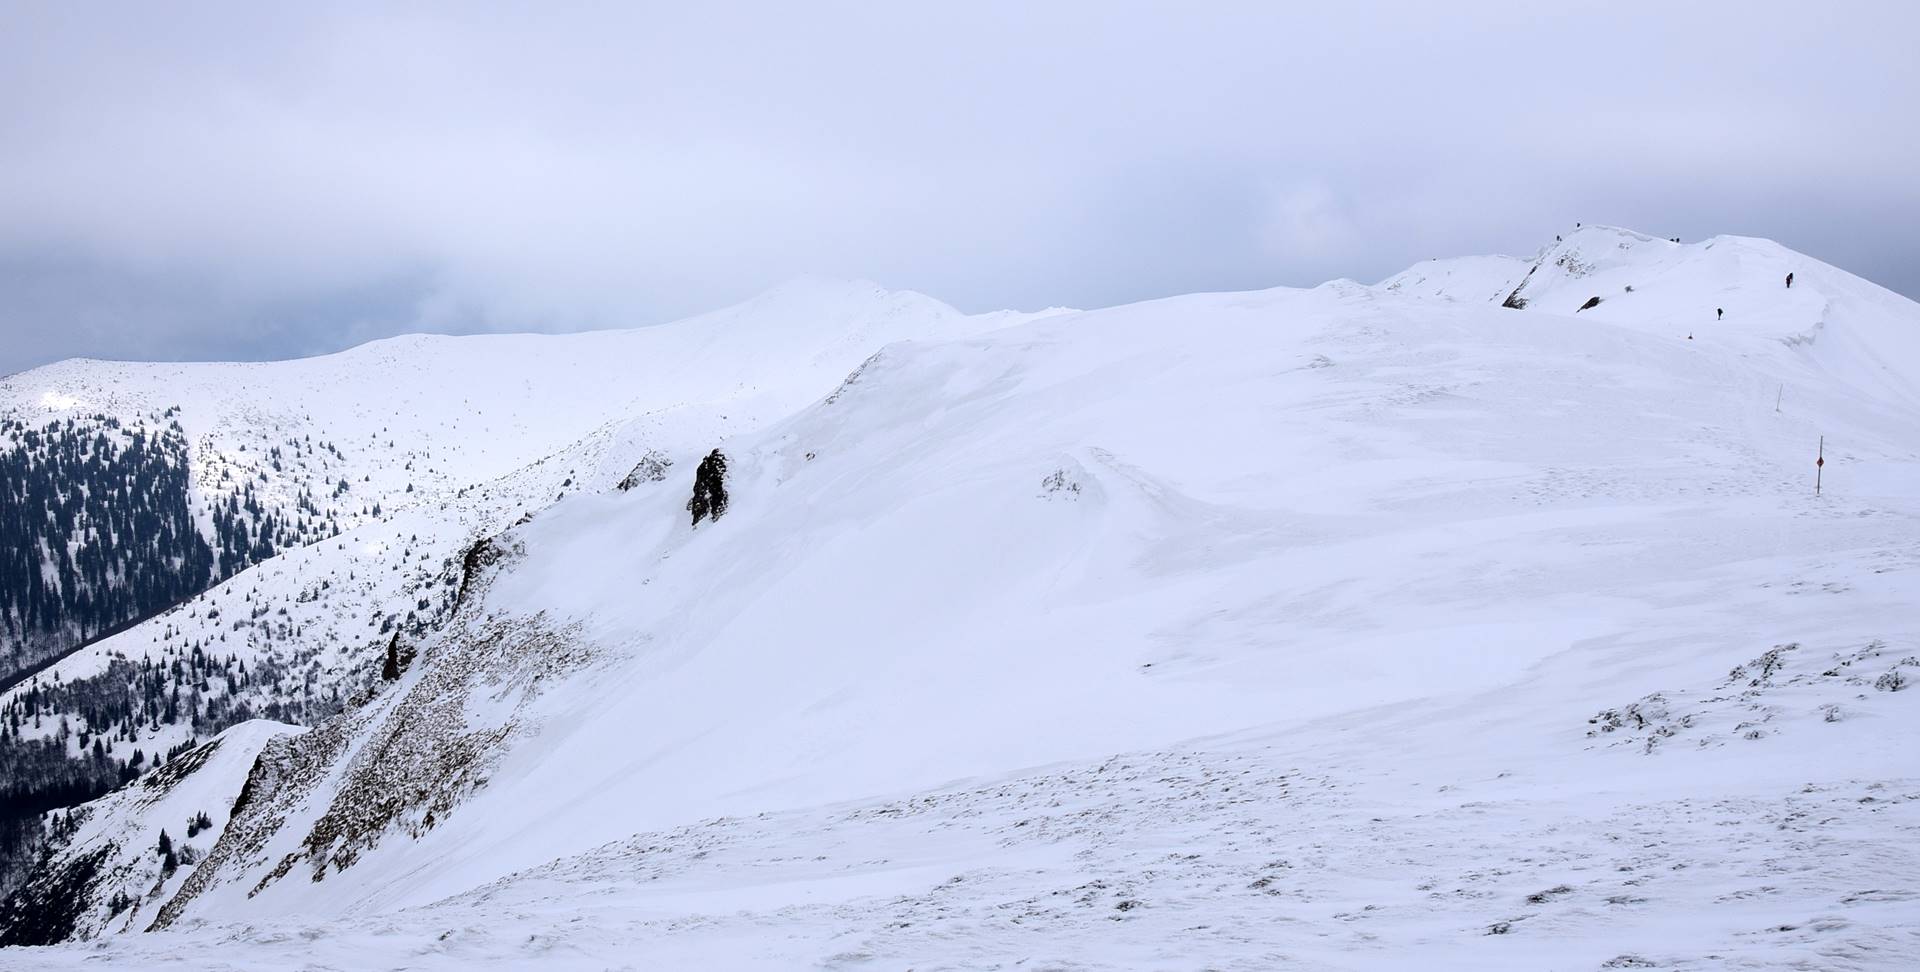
[2,2,1915,375]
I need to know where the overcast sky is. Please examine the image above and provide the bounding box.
[2,2,1915,375]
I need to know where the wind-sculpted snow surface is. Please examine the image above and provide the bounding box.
[1588,640,1918,754]
[5,229,1920,968]
[14,711,1920,969]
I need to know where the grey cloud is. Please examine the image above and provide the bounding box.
[2,1,1915,375]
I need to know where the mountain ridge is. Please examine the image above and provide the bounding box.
[5,226,1918,966]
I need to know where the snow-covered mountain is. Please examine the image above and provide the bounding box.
[1383,225,1920,408]
[4,227,1918,969]
[0,277,1056,912]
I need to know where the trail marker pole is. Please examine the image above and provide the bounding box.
[1776,384,1783,413]
[1816,436,1824,496]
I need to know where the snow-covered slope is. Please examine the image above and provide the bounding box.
[1378,252,1537,304]
[0,720,299,946]
[0,278,1046,777]
[1381,224,1920,411]
[1,276,998,524]
[8,229,1920,969]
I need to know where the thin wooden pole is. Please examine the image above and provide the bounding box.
[1816,436,1824,496]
